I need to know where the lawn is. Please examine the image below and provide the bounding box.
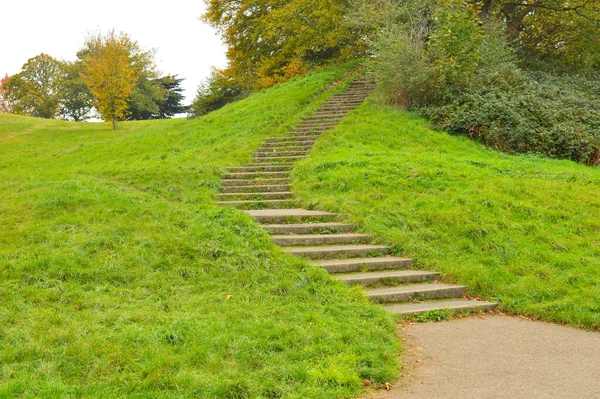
[0,65,400,398]
[294,101,600,330]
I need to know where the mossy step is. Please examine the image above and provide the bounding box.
[254,150,310,157]
[218,192,293,200]
[245,208,338,224]
[221,184,291,193]
[384,300,498,316]
[257,145,313,152]
[217,199,297,209]
[262,222,353,235]
[367,284,466,304]
[313,257,414,273]
[261,141,316,148]
[253,156,305,163]
[228,165,293,173]
[264,137,318,143]
[272,233,370,246]
[335,270,440,287]
[283,244,388,260]
[223,172,290,180]
[221,178,291,186]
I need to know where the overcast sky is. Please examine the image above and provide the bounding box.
[1,0,228,105]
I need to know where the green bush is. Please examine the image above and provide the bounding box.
[422,72,600,165]
[357,0,600,165]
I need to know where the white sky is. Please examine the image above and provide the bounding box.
[1,1,228,105]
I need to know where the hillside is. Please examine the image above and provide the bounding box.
[2,63,600,399]
[294,102,600,330]
[0,65,399,398]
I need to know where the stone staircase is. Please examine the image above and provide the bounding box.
[218,79,497,316]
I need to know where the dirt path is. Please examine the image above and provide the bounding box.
[367,315,600,399]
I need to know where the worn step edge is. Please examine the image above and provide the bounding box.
[335,271,440,287]
[272,233,370,246]
[262,222,353,235]
[217,199,296,208]
[312,257,414,273]
[367,284,466,303]
[283,245,388,259]
[222,179,291,186]
[385,300,498,316]
[221,185,291,193]
[218,192,293,200]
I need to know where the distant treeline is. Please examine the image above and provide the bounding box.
[0,31,188,129]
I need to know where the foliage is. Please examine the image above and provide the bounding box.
[127,75,163,120]
[128,75,189,119]
[293,102,600,330]
[476,0,600,70]
[58,61,93,121]
[201,0,362,106]
[156,75,189,118]
[421,72,600,165]
[3,54,64,118]
[355,0,600,164]
[191,67,245,116]
[0,64,399,397]
[80,31,141,129]
[0,74,10,113]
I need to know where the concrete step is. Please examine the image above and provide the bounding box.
[272,233,370,247]
[245,208,338,224]
[303,116,345,122]
[335,270,440,287]
[313,257,414,273]
[217,199,296,209]
[292,127,332,133]
[253,156,305,164]
[258,145,312,152]
[221,184,291,193]
[223,172,290,179]
[218,191,293,200]
[262,222,353,235]
[261,141,316,148]
[254,150,309,157]
[283,244,388,260]
[221,178,290,187]
[385,300,498,316]
[228,165,293,173]
[265,136,318,143]
[313,110,355,115]
[367,284,466,304]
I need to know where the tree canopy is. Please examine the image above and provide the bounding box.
[3,54,64,118]
[80,31,141,129]
[203,0,361,90]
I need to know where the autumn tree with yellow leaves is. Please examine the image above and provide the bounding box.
[80,31,141,129]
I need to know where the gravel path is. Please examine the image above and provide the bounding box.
[368,315,600,399]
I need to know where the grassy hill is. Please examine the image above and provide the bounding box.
[2,62,600,398]
[0,65,399,398]
[294,101,600,330]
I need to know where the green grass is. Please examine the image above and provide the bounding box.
[0,65,400,398]
[294,101,600,330]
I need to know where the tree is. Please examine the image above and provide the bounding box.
[3,54,63,118]
[191,68,244,116]
[0,74,11,113]
[203,0,361,91]
[58,61,93,121]
[156,75,189,118]
[80,31,141,129]
[474,0,600,69]
[127,75,163,120]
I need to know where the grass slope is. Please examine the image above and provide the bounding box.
[0,65,399,398]
[294,101,600,330]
